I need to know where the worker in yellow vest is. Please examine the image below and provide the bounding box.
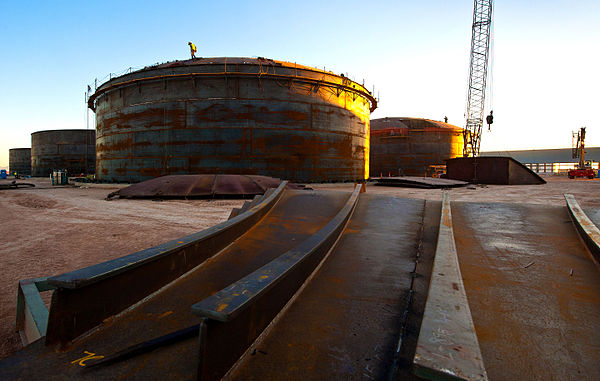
[188,42,197,59]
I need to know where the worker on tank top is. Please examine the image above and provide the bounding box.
[188,42,197,59]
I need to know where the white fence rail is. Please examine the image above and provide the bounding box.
[524,162,599,176]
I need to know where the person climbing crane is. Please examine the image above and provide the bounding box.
[188,41,197,59]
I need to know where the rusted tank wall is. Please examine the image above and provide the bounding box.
[88,57,376,183]
[369,117,464,177]
[31,130,96,177]
[9,148,31,176]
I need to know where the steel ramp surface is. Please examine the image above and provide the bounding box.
[0,189,352,380]
[452,201,600,381]
[584,207,600,230]
[228,194,430,380]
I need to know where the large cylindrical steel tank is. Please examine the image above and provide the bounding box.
[370,117,464,177]
[88,57,376,183]
[31,130,96,177]
[9,148,31,176]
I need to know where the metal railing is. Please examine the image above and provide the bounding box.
[524,162,599,175]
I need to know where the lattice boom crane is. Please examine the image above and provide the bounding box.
[463,0,494,157]
[568,127,595,179]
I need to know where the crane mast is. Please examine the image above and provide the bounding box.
[568,127,595,179]
[572,127,587,169]
[463,0,493,157]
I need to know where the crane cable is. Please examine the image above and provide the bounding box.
[487,6,495,131]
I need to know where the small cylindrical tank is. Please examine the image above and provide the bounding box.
[31,130,96,177]
[9,148,31,176]
[370,117,464,177]
[88,57,376,183]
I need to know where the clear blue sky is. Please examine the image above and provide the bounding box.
[1,0,599,168]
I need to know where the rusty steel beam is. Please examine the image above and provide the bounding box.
[3,186,600,380]
[44,181,286,346]
[564,194,600,266]
[191,184,361,380]
[414,192,488,381]
[15,277,56,346]
[0,187,356,380]
[230,194,429,380]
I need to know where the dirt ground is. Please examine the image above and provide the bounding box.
[0,175,598,360]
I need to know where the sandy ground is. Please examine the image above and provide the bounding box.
[0,175,598,360]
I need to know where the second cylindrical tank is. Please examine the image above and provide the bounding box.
[9,148,31,176]
[31,130,96,177]
[369,117,464,177]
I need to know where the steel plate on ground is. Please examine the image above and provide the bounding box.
[373,176,468,189]
[229,194,427,380]
[0,189,351,380]
[112,174,290,199]
[452,201,600,380]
